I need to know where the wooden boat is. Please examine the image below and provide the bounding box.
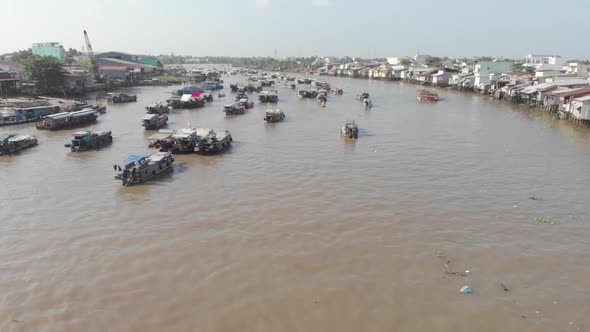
[341,120,359,139]
[264,109,285,123]
[114,152,174,186]
[258,90,278,103]
[107,93,137,103]
[194,128,232,153]
[223,104,245,115]
[238,98,254,109]
[167,95,205,109]
[416,89,438,102]
[36,109,98,130]
[0,133,38,155]
[145,103,170,114]
[356,92,370,100]
[148,128,232,154]
[65,130,112,152]
[0,105,60,126]
[142,113,168,130]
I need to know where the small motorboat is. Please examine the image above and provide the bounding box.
[341,120,359,139]
[264,109,285,123]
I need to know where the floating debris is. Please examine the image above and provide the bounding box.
[529,196,539,200]
[500,283,509,292]
[460,286,473,294]
[535,217,554,223]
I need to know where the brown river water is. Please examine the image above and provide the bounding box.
[1,71,590,332]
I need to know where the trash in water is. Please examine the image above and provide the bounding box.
[460,286,473,294]
[535,217,554,223]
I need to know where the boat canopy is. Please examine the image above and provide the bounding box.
[0,133,15,142]
[127,155,146,163]
[143,114,157,120]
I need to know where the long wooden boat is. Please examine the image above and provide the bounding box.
[36,109,98,130]
[0,105,60,126]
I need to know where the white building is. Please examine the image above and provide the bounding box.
[413,54,432,66]
[570,95,590,120]
[473,61,513,90]
[524,54,564,70]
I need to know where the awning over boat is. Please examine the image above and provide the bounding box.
[127,155,146,162]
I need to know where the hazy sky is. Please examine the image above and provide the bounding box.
[3,0,590,59]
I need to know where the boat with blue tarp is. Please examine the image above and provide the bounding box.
[114,152,174,186]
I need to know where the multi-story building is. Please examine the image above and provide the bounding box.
[32,42,65,62]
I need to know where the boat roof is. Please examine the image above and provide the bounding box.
[143,114,157,120]
[195,128,214,136]
[345,120,357,125]
[127,155,146,162]
[148,152,170,162]
[239,98,248,102]
[0,133,15,141]
[73,131,91,136]
[148,131,175,140]
[173,128,197,138]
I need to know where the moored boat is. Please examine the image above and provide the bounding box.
[238,98,254,109]
[114,152,174,186]
[142,113,168,130]
[107,93,137,103]
[264,109,285,123]
[0,105,60,126]
[223,103,245,115]
[356,92,370,100]
[145,103,170,114]
[258,90,278,103]
[416,89,438,102]
[148,128,232,154]
[0,133,38,155]
[65,130,112,152]
[36,109,98,130]
[341,120,359,139]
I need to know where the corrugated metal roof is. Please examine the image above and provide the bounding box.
[574,95,590,102]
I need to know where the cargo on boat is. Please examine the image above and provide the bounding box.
[341,120,359,139]
[223,103,245,115]
[65,130,112,152]
[258,90,279,103]
[264,109,285,123]
[36,109,98,130]
[107,93,137,103]
[145,103,170,114]
[416,89,438,102]
[172,86,203,96]
[142,113,168,130]
[0,133,38,155]
[114,152,174,186]
[0,105,60,126]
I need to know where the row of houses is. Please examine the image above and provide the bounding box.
[317,55,590,124]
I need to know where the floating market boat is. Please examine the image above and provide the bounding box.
[36,109,98,130]
[341,120,359,139]
[416,89,438,102]
[145,103,170,114]
[148,128,232,154]
[167,95,205,109]
[0,133,38,155]
[356,92,370,100]
[0,105,60,126]
[238,98,254,109]
[223,104,245,115]
[107,93,137,103]
[258,90,278,103]
[142,113,168,130]
[65,130,112,152]
[114,152,174,186]
[264,109,285,123]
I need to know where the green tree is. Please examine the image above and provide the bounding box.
[78,56,93,72]
[22,55,66,93]
[399,57,412,66]
[11,48,33,63]
[476,56,494,61]
[425,57,442,67]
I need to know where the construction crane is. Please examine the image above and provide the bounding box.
[83,30,102,82]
